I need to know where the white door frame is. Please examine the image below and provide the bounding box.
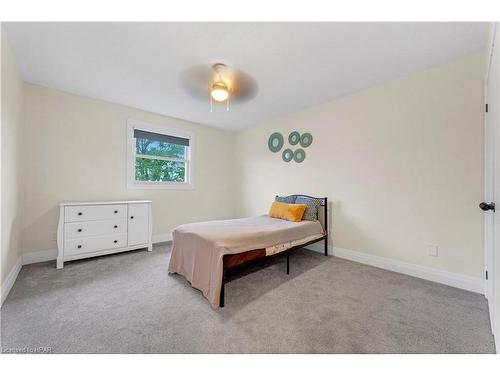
[484,22,499,352]
[484,22,495,328]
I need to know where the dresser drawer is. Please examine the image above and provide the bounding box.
[65,204,127,222]
[64,219,127,239]
[64,233,128,256]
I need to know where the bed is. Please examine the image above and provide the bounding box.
[168,195,328,308]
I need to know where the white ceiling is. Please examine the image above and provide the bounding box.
[4,22,488,131]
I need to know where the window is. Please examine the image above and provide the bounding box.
[127,120,194,189]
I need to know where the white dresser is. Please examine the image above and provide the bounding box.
[57,200,152,269]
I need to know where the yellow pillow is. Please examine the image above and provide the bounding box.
[268,201,307,222]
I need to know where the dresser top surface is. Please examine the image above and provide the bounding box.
[60,200,152,207]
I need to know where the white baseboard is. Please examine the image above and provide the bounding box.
[16,234,484,296]
[496,332,499,354]
[152,232,172,243]
[306,243,484,294]
[1,256,22,306]
[20,232,173,266]
[23,249,58,265]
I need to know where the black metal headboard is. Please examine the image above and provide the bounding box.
[275,194,328,234]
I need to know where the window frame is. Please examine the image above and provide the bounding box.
[126,119,195,190]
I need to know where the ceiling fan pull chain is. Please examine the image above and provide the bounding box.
[226,96,230,111]
[210,94,213,112]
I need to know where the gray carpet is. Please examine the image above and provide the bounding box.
[0,244,495,353]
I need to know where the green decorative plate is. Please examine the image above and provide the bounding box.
[293,149,306,163]
[288,131,301,145]
[268,132,284,153]
[282,148,294,162]
[300,133,313,148]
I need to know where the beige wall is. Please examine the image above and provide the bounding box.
[235,53,485,278]
[22,84,236,254]
[1,30,24,283]
[1,39,487,283]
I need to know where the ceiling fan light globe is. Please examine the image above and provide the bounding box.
[210,82,229,102]
[211,88,229,102]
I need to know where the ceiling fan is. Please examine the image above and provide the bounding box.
[182,63,258,112]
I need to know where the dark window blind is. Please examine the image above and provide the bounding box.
[134,129,190,146]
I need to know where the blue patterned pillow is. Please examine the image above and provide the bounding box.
[295,196,322,221]
[275,195,296,204]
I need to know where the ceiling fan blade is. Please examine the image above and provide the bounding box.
[181,63,258,104]
[181,64,214,99]
[230,70,258,102]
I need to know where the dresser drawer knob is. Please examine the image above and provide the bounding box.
[114,240,118,243]
[114,210,118,214]
[130,216,134,219]
[78,212,82,216]
[77,245,82,249]
[114,225,118,229]
[78,229,82,232]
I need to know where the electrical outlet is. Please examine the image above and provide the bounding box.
[428,244,438,257]
[51,232,57,242]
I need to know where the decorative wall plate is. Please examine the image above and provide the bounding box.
[293,149,306,163]
[300,133,313,148]
[268,132,284,152]
[282,148,294,162]
[288,131,301,145]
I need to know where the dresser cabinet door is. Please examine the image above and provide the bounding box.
[127,203,149,246]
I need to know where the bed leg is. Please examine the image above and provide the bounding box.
[220,269,225,308]
[324,236,328,256]
[286,253,290,275]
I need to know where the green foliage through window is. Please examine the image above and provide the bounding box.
[135,158,185,182]
[136,138,185,158]
[134,137,187,183]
